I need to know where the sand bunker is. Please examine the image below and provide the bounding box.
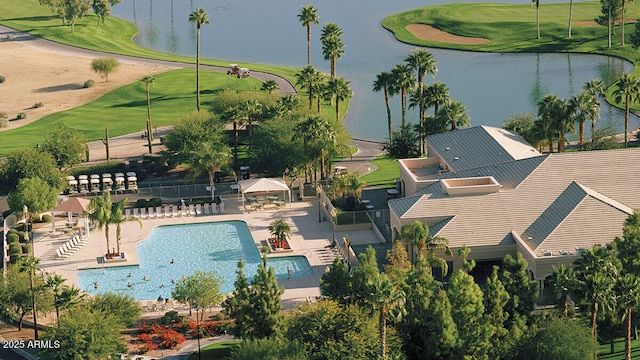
[406,24,490,45]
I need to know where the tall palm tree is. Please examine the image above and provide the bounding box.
[536,94,564,153]
[568,0,574,37]
[425,82,450,117]
[297,5,319,65]
[584,79,605,98]
[365,272,405,360]
[187,141,232,200]
[570,91,600,150]
[373,71,396,142]
[239,99,262,149]
[46,274,84,325]
[554,98,575,153]
[295,65,321,110]
[548,264,577,317]
[296,115,329,185]
[396,221,452,270]
[613,73,640,147]
[534,0,541,39]
[89,192,113,255]
[222,106,242,170]
[188,8,210,112]
[438,100,470,131]
[406,49,438,151]
[19,256,40,339]
[268,218,291,249]
[617,273,640,360]
[110,198,142,255]
[313,81,327,114]
[391,63,416,127]
[320,23,345,78]
[326,77,352,122]
[261,80,279,97]
[409,89,432,153]
[140,75,155,152]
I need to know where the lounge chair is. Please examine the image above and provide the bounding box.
[172,206,178,217]
[195,204,202,215]
[165,205,172,218]
[156,206,163,218]
[188,204,195,216]
[211,203,218,214]
[140,208,147,219]
[180,205,187,217]
[61,243,78,254]
[219,201,225,213]
[147,207,156,219]
[125,208,132,218]
[133,208,140,218]
[204,203,210,215]
[56,248,70,259]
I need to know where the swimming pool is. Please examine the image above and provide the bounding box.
[77,221,313,300]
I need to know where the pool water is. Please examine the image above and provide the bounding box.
[77,221,313,300]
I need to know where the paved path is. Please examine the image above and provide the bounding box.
[0,25,297,95]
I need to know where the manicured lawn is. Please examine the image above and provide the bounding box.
[359,156,400,188]
[598,337,640,359]
[0,69,262,155]
[187,340,241,360]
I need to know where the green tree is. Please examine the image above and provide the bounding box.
[89,192,113,255]
[536,93,565,152]
[373,71,397,142]
[383,123,420,159]
[238,98,262,149]
[547,264,578,317]
[248,254,284,338]
[42,124,87,170]
[261,79,279,96]
[228,337,307,360]
[267,218,291,249]
[499,253,538,334]
[171,270,223,321]
[364,271,405,359]
[140,75,155,147]
[326,77,352,122]
[320,22,345,78]
[350,246,381,306]
[297,5,319,65]
[614,210,640,275]
[7,177,58,215]
[40,306,127,359]
[630,19,640,48]
[320,257,353,304]
[91,0,121,26]
[569,90,600,150]
[296,65,321,110]
[286,300,381,360]
[223,260,252,337]
[406,49,438,153]
[391,63,416,127]
[19,257,45,339]
[438,99,470,131]
[188,8,210,112]
[1,148,63,190]
[616,273,640,360]
[90,57,120,82]
[384,239,412,284]
[248,115,306,177]
[483,266,512,359]
[65,0,92,32]
[513,316,598,360]
[396,221,452,272]
[89,293,142,327]
[110,198,141,255]
[613,73,640,147]
[46,274,84,325]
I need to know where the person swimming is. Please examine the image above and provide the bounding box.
[160,283,165,288]
[171,278,176,284]
[142,276,148,281]
[127,273,133,278]
[127,282,132,288]
[93,281,99,289]
[169,258,175,264]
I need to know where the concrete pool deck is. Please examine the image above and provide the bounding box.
[33,195,382,310]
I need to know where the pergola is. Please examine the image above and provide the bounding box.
[51,197,92,235]
[238,178,291,209]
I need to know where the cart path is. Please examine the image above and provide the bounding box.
[0,25,297,95]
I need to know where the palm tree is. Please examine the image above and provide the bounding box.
[548,265,577,317]
[261,80,279,97]
[617,273,640,360]
[188,8,210,112]
[320,23,345,78]
[438,100,470,131]
[554,98,575,153]
[409,89,432,153]
[46,274,84,325]
[365,272,405,359]
[613,73,640,147]
[187,141,232,200]
[331,172,365,210]
[536,94,564,153]
[425,82,450,117]
[19,256,40,339]
[295,65,321,110]
[297,5,319,65]
[268,218,291,249]
[314,81,327,114]
[570,91,600,150]
[239,99,262,149]
[89,192,113,255]
[406,49,438,151]
[296,115,329,185]
[373,71,396,142]
[326,77,352,122]
[396,221,452,272]
[140,75,155,146]
[568,0,574,37]
[222,106,242,170]
[534,0,541,39]
[584,79,605,98]
[110,198,142,255]
[391,63,416,127]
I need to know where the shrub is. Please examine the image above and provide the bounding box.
[32,102,44,108]
[16,112,26,120]
[21,244,31,255]
[136,199,149,208]
[13,223,25,232]
[40,214,52,223]
[149,198,162,208]
[213,312,225,321]
[84,79,95,88]
[0,74,5,83]
[0,118,8,128]
[17,231,27,242]
[8,242,22,255]
[6,233,19,244]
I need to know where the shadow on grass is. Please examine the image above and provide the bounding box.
[599,338,640,359]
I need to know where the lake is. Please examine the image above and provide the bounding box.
[113,0,637,141]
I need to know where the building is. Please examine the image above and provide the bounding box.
[390,126,639,291]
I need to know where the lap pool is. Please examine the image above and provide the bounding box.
[77,221,313,300]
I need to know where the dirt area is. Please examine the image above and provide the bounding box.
[406,24,490,44]
[0,41,172,132]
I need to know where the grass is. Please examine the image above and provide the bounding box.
[186,340,241,360]
[598,336,640,359]
[359,155,400,188]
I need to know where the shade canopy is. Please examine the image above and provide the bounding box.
[51,197,92,235]
[238,178,291,207]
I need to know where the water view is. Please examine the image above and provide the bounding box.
[113,0,638,141]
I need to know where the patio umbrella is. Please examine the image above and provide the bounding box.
[51,198,92,235]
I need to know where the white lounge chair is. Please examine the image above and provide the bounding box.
[140,208,147,219]
[219,201,225,213]
[61,243,78,254]
[56,248,70,259]
[195,204,202,215]
[165,205,172,218]
[147,207,156,219]
[133,208,140,218]
[180,205,187,217]
[125,208,132,218]
[172,206,178,217]
[188,204,195,216]
[211,203,218,214]
[156,206,163,218]
[204,203,210,215]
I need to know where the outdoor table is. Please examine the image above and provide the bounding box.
[267,196,279,201]
[366,205,375,210]
[360,199,370,204]
[387,189,399,197]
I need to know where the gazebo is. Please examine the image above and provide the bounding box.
[51,197,92,235]
[238,178,291,209]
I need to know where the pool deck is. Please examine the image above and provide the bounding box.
[33,195,381,311]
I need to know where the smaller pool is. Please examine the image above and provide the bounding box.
[77,221,313,300]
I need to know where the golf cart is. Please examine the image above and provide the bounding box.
[227,64,241,75]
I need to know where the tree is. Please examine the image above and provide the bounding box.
[613,210,640,275]
[238,99,262,150]
[384,239,412,284]
[438,99,470,131]
[320,257,353,304]
[391,63,416,127]
[228,337,308,360]
[261,79,279,96]
[499,254,538,332]
[286,300,382,360]
[382,123,420,159]
[331,172,365,210]
[40,306,127,360]
[513,317,598,360]
[613,73,639,147]
[89,192,113,255]
[406,49,438,153]
[396,221,452,271]
[46,274,84,325]
[0,260,49,332]
[621,0,632,45]
[90,57,120,82]
[171,271,223,321]
[547,264,577,317]
[569,90,600,150]
[110,198,141,255]
[223,260,252,337]
[65,0,92,32]
[92,0,122,26]
[617,273,640,360]
[7,177,58,215]
[364,271,405,359]
[630,20,640,48]
[297,5,319,65]
[19,257,43,339]
[483,266,512,359]
[568,0,575,37]
[320,23,345,78]
[267,218,291,249]
[42,124,87,170]
[373,71,396,141]
[534,0,541,39]
[1,148,63,190]
[326,77,352,122]
[188,8,210,111]
[295,65,321,110]
[536,94,564,152]
[89,293,142,327]
[140,75,155,148]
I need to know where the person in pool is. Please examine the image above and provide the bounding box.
[127,273,133,277]
[127,282,132,288]
[142,276,148,281]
